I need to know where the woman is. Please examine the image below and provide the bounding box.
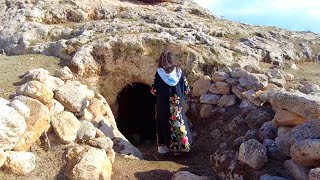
[151,50,193,154]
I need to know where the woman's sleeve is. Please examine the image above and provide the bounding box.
[150,73,159,96]
[182,74,190,96]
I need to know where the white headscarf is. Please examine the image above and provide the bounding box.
[157,67,182,86]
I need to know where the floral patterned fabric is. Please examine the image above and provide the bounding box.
[151,70,192,152]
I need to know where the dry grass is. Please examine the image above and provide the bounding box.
[285,61,320,86]
[0,54,61,99]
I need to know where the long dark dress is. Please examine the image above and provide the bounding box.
[151,71,193,152]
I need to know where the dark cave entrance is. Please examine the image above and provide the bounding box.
[117,83,157,145]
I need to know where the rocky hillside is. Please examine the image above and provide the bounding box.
[1,0,320,180]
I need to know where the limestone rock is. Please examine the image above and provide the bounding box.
[245,109,273,129]
[270,91,320,119]
[275,119,320,156]
[291,139,320,167]
[87,98,108,117]
[54,82,89,113]
[9,100,30,119]
[16,81,54,104]
[269,78,286,87]
[284,159,309,180]
[238,139,268,169]
[52,111,81,143]
[3,151,36,175]
[272,108,307,127]
[47,99,65,116]
[217,95,237,107]
[54,66,73,80]
[211,72,230,82]
[239,73,268,91]
[200,94,221,104]
[88,137,113,153]
[231,85,244,99]
[300,83,320,94]
[209,82,230,95]
[40,76,65,91]
[0,98,10,105]
[309,168,320,180]
[225,78,239,86]
[66,146,112,180]
[113,137,143,159]
[0,104,26,150]
[77,121,97,141]
[12,96,50,151]
[21,68,50,83]
[243,90,264,107]
[192,76,211,96]
[257,121,277,142]
[200,104,212,118]
[171,171,209,180]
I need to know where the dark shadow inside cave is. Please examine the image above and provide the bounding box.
[117,83,157,145]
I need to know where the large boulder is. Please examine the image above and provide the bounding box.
[209,82,231,95]
[272,108,307,127]
[87,98,108,117]
[16,81,54,104]
[3,151,36,175]
[52,111,81,143]
[77,121,97,141]
[54,82,89,113]
[12,96,50,151]
[291,139,320,167]
[270,91,320,119]
[0,104,26,150]
[275,119,320,156]
[66,146,112,180]
[192,76,211,96]
[200,94,221,104]
[9,100,30,119]
[238,139,268,169]
[20,68,50,83]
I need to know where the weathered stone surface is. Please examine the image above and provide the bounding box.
[16,81,54,104]
[270,91,320,119]
[200,104,212,118]
[309,168,320,180]
[209,82,230,95]
[243,90,264,107]
[284,159,309,180]
[9,100,30,119]
[40,76,65,91]
[0,104,26,150]
[0,98,10,105]
[192,76,211,96]
[54,66,73,80]
[12,96,50,151]
[269,78,286,87]
[217,95,237,107]
[238,139,268,169]
[275,119,320,156]
[113,137,143,159]
[21,68,50,83]
[54,82,89,113]
[211,150,245,180]
[245,109,273,129]
[257,121,277,142]
[291,139,320,167]
[259,174,288,180]
[66,146,112,180]
[272,108,307,127]
[211,72,230,82]
[225,78,239,86]
[87,98,108,117]
[3,151,36,175]
[283,73,294,81]
[277,127,292,137]
[300,83,320,94]
[171,171,209,180]
[239,73,268,91]
[52,111,81,143]
[200,94,221,104]
[88,137,113,153]
[47,99,65,116]
[77,121,97,141]
[231,85,244,99]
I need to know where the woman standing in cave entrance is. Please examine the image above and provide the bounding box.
[151,50,193,154]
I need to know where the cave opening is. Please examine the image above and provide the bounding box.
[117,83,157,145]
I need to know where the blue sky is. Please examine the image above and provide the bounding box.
[195,0,320,33]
